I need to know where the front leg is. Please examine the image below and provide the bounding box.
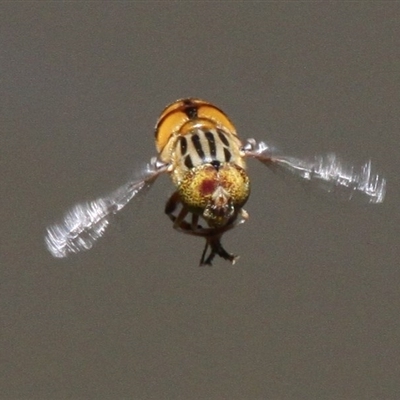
[165,192,249,266]
[165,192,206,234]
[200,234,239,266]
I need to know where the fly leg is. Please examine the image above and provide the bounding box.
[200,234,239,266]
[165,192,195,230]
[199,209,249,266]
[165,193,248,266]
[165,192,210,236]
[165,191,183,225]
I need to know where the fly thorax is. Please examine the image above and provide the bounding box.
[170,127,246,185]
[178,163,250,227]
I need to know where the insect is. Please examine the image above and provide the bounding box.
[45,98,386,265]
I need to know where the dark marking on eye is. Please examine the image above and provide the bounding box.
[184,155,194,169]
[180,136,187,155]
[217,130,230,147]
[200,179,217,196]
[224,147,231,162]
[191,134,205,159]
[205,131,217,158]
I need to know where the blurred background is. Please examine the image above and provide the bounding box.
[1,3,399,399]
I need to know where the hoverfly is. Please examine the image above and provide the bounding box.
[45,98,386,265]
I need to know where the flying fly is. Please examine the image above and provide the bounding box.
[45,98,386,265]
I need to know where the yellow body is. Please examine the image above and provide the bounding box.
[154,98,250,228]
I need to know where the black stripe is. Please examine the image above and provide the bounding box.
[183,100,198,119]
[191,134,205,159]
[179,136,187,155]
[185,107,198,119]
[223,147,231,162]
[211,160,221,171]
[184,155,194,169]
[217,129,230,147]
[205,131,217,158]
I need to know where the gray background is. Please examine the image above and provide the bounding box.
[2,3,399,399]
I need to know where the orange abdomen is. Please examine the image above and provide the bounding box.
[154,98,238,153]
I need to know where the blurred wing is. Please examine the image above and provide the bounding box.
[45,160,169,258]
[244,140,386,204]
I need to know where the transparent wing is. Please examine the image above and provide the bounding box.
[45,158,169,258]
[243,139,386,204]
